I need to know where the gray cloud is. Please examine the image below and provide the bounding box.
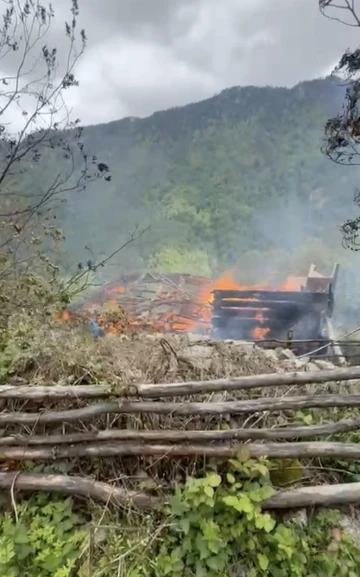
[2,0,360,126]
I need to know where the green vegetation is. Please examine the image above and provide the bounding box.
[0,494,85,577]
[1,457,360,577]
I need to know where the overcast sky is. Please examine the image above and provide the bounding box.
[5,0,360,127]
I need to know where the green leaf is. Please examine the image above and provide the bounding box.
[204,485,214,498]
[170,494,189,516]
[263,513,276,533]
[260,485,276,500]
[206,473,222,487]
[229,459,243,471]
[303,414,313,425]
[206,555,224,571]
[236,446,251,463]
[226,472,236,484]
[257,553,269,571]
[252,463,269,477]
[195,560,208,577]
[222,495,238,509]
[13,526,29,545]
[179,517,190,534]
[255,513,276,533]
[223,494,253,513]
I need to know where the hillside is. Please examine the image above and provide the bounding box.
[23,76,360,308]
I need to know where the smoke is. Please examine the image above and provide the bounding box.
[221,178,360,334]
[44,76,360,338]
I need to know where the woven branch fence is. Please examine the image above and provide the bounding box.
[1,365,360,510]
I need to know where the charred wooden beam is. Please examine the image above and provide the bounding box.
[212,304,298,315]
[212,317,285,330]
[212,290,330,304]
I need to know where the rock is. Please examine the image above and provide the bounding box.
[224,339,255,348]
[305,362,321,371]
[313,359,336,370]
[275,347,296,360]
[287,357,312,371]
[277,360,298,371]
[279,357,311,371]
[295,356,310,368]
[263,349,280,362]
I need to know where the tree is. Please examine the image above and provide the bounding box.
[319,0,360,249]
[0,0,147,328]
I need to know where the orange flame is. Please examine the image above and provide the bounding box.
[53,269,304,340]
[190,269,304,339]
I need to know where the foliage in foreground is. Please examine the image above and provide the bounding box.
[155,455,360,577]
[0,493,85,577]
[0,457,360,577]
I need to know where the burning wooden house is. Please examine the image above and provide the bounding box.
[211,264,340,356]
[57,264,340,358]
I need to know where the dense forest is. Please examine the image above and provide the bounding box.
[19,76,360,327]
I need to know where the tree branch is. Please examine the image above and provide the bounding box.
[1,394,360,424]
[1,418,360,446]
[0,472,161,509]
[0,365,360,399]
[0,441,359,461]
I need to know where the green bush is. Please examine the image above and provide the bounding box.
[154,455,360,577]
[0,494,86,577]
[2,459,360,577]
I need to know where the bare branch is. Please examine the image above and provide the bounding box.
[0,1,123,326]
[0,441,359,461]
[262,481,360,510]
[1,394,360,424]
[319,0,360,248]
[1,418,360,445]
[0,365,360,399]
[0,472,161,509]
[1,472,359,512]
[320,0,360,26]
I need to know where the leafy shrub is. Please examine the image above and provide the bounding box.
[1,459,360,577]
[0,494,86,577]
[154,454,360,577]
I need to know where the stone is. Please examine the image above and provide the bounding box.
[293,357,311,369]
[263,349,279,362]
[313,359,336,370]
[275,347,296,360]
[224,339,255,348]
[305,362,321,371]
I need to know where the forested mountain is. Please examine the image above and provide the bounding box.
[22,76,360,317]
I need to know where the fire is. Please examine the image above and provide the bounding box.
[53,269,304,341]
[252,311,270,339]
[105,285,126,295]
[193,269,304,340]
[280,274,303,291]
[54,309,73,322]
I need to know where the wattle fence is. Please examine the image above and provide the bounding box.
[1,366,360,510]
